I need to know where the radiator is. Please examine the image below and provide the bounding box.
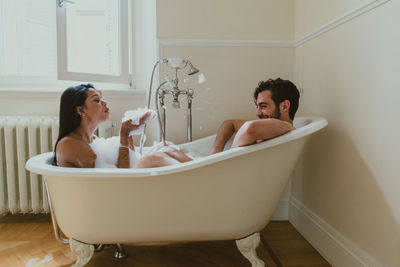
[0,116,112,214]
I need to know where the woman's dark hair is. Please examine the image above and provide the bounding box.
[53,84,95,165]
[253,78,300,120]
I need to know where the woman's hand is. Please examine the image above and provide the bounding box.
[138,111,151,125]
[119,112,151,147]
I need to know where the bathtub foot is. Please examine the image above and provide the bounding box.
[236,232,265,267]
[69,239,95,267]
[94,244,105,252]
[113,243,128,259]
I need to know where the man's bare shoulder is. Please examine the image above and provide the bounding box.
[271,118,295,129]
[240,118,294,142]
[255,118,294,130]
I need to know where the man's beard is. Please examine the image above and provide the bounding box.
[258,108,281,119]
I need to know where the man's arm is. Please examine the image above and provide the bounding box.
[231,119,294,148]
[212,119,247,154]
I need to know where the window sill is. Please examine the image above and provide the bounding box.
[0,77,147,99]
[0,87,146,99]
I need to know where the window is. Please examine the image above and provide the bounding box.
[57,0,130,84]
[0,0,57,77]
[0,0,131,86]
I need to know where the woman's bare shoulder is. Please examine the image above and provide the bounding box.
[56,136,96,168]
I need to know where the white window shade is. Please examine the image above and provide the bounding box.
[56,0,130,84]
[0,0,57,77]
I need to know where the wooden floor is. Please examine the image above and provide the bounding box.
[0,214,330,267]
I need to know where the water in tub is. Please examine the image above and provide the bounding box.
[89,136,141,168]
[89,137,200,168]
[90,107,203,168]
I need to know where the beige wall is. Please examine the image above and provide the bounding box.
[292,0,400,265]
[158,46,294,143]
[294,0,365,39]
[158,0,295,40]
[156,0,295,144]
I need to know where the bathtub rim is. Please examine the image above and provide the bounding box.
[25,116,327,178]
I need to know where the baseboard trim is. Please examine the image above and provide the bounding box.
[289,197,381,267]
[271,200,289,221]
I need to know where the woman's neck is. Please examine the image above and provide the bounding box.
[72,122,97,144]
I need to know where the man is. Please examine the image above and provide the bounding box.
[212,78,300,154]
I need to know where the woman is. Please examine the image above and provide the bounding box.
[54,84,192,168]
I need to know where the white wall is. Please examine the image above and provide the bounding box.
[292,0,400,265]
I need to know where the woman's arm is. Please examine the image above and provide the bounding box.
[117,135,131,168]
[117,112,151,168]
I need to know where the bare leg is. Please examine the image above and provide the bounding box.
[133,152,180,168]
[235,233,264,267]
[163,148,193,163]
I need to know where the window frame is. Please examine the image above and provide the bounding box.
[0,0,4,76]
[56,0,131,85]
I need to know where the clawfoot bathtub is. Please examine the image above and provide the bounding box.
[26,117,327,266]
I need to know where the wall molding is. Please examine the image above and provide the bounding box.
[289,197,381,267]
[159,39,293,48]
[294,0,391,47]
[159,0,390,49]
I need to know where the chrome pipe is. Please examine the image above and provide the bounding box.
[155,81,167,145]
[187,102,192,142]
[44,179,69,244]
[187,89,194,142]
[162,105,166,144]
[147,59,164,108]
[139,59,165,154]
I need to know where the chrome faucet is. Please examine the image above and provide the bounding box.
[140,58,200,150]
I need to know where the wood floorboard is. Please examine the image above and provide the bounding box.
[0,215,330,267]
[262,222,331,267]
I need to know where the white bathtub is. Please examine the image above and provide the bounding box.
[26,117,327,267]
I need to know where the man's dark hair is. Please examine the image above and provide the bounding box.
[253,78,300,120]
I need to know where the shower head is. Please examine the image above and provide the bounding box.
[187,61,199,75]
[166,58,185,69]
[164,58,200,75]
